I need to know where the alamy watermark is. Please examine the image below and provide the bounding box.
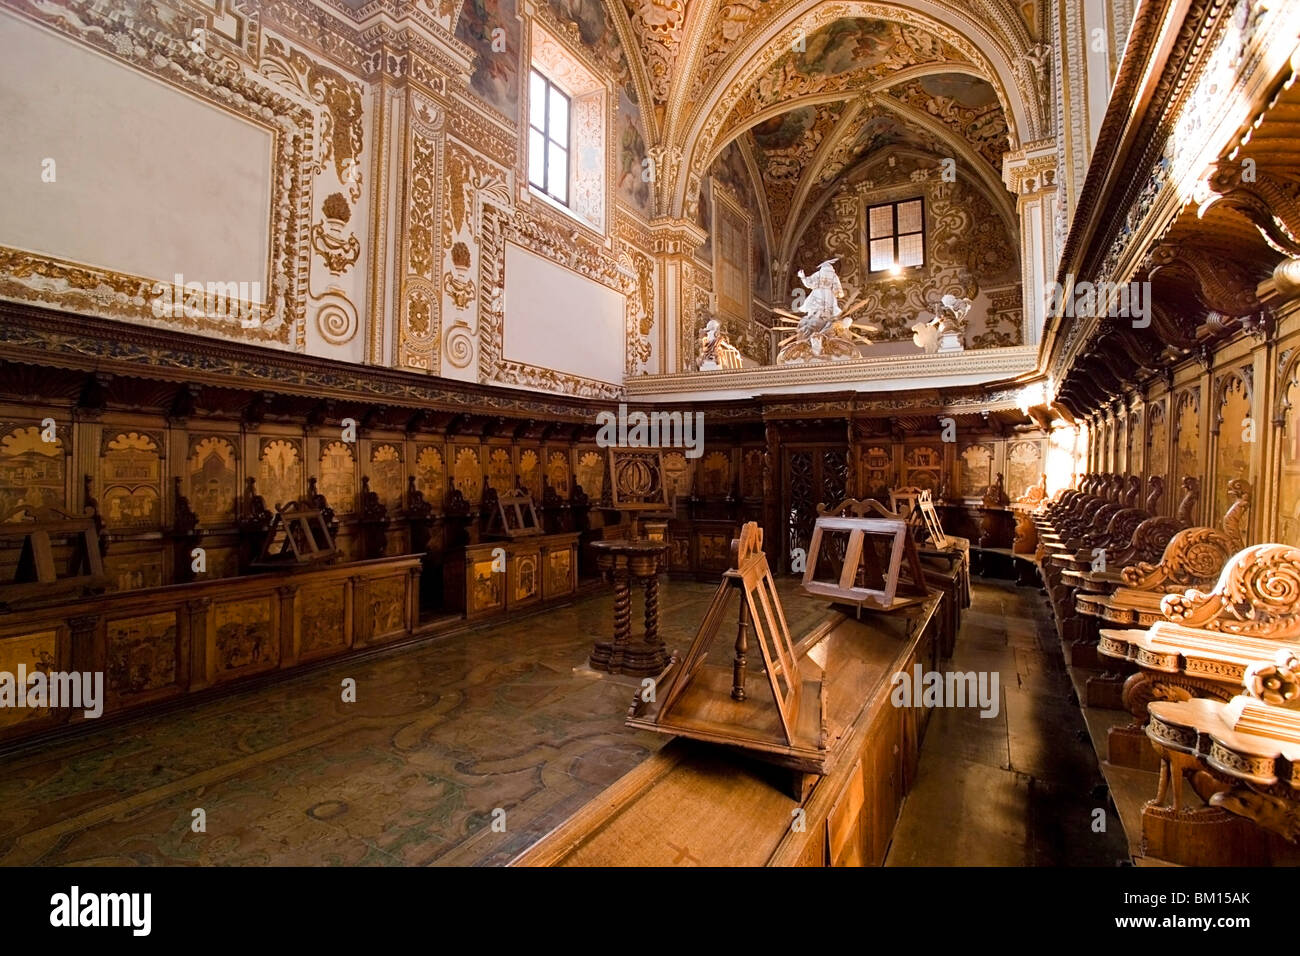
[595,403,704,459]
[0,666,103,718]
[150,273,261,327]
[890,665,1000,718]
[1047,277,1150,328]
[50,886,150,936]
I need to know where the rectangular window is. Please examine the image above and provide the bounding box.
[867,198,925,273]
[529,69,570,206]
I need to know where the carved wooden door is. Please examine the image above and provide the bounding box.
[781,444,849,575]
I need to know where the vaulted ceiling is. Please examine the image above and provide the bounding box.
[326,0,1049,253]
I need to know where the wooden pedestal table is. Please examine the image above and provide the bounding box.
[588,539,669,677]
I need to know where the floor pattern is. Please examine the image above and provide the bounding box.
[0,577,1124,866]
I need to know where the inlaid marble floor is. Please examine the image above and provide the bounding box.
[0,577,826,867]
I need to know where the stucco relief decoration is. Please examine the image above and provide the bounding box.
[0,0,313,347]
[311,192,361,275]
[401,127,442,371]
[750,102,843,236]
[261,39,365,274]
[444,242,478,309]
[621,249,655,375]
[624,0,687,103]
[883,73,1010,169]
[741,19,966,121]
[315,294,359,346]
[444,140,511,376]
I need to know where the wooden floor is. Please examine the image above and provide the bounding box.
[885,579,1131,866]
[0,575,1127,866]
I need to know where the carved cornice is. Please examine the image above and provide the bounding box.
[625,345,1038,397]
[0,300,615,422]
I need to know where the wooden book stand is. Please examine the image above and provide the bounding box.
[485,491,542,538]
[0,505,110,608]
[250,502,338,569]
[627,522,836,774]
[801,513,929,612]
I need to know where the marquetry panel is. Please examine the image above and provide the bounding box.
[509,550,541,607]
[100,431,162,531]
[467,554,505,616]
[414,444,446,506]
[517,448,542,499]
[1172,389,1201,519]
[369,443,404,511]
[0,423,65,517]
[1212,371,1253,524]
[575,449,605,499]
[1006,439,1043,501]
[663,450,693,504]
[104,552,163,592]
[1282,366,1300,547]
[903,444,942,492]
[1147,398,1169,481]
[697,450,731,496]
[740,449,764,499]
[545,450,571,496]
[359,575,407,643]
[0,629,57,729]
[106,611,181,701]
[298,582,348,657]
[543,546,575,600]
[259,438,303,511]
[319,440,356,514]
[858,445,892,498]
[958,442,994,498]
[1127,406,1144,476]
[486,447,514,495]
[452,446,483,502]
[187,435,238,525]
[211,598,278,679]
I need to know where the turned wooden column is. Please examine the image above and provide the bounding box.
[588,539,669,677]
[731,583,749,701]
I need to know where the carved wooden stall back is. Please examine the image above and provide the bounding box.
[1105,545,1300,864]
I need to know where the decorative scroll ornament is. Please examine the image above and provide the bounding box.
[1160,544,1300,639]
[314,301,358,346]
[445,324,474,368]
[1121,526,1237,591]
[1243,649,1300,709]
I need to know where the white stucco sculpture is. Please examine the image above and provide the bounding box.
[911,292,972,354]
[773,258,879,364]
[699,318,743,371]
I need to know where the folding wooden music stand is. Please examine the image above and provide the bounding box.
[917,490,949,549]
[801,514,929,612]
[486,491,542,538]
[627,522,833,774]
[250,502,338,569]
[0,505,110,608]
